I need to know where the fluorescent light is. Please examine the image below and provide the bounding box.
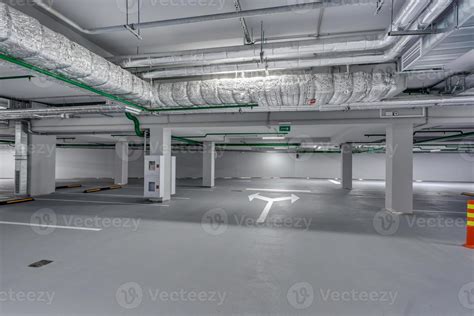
[273,147,286,150]
[262,136,285,140]
[0,106,6,110]
[125,106,142,115]
[329,180,341,185]
[430,149,441,152]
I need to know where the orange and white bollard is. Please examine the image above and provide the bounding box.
[464,200,474,249]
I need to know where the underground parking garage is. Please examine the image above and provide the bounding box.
[0,0,473,315]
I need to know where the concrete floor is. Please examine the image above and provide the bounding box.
[0,178,473,315]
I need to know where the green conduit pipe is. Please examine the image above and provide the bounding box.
[0,52,258,114]
[124,113,201,144]
[125,113,145,137]
[180,132,288,139]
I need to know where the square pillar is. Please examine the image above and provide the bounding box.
[385,123,413,214]
[202,142,215,188]
[114,141,129,185]
[28,134,56,196]
[14,122,28,196]
[341,143,352,190]
[149,127,172,202]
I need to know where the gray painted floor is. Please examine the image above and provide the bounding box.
[0,178,473,315]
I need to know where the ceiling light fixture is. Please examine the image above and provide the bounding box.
[262,136,285,140]
[125,106,142,115]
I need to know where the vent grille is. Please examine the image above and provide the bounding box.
[401,39,423,71]
[14,170,20,194]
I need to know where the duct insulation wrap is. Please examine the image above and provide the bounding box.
[24,26,72,70]
[0,4,42,58]
[149,71,402,108]
[58,42,93,79]
[0,3,157,107]
[172,82,194,106]
[79,54,110,87]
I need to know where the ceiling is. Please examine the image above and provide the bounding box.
[0,0,472,152]
[45,0,401,55]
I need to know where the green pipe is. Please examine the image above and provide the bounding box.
[0,52,258,114]
[156,104,257,112]
[217,143,301,147]
[172,136,202,145]
[125,113,145,137]
[124,113,200,144]
[0,52,148,112]
[180,131,287,139]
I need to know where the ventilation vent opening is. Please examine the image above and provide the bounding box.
[401,39,423,71]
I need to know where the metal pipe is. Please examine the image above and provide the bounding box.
[130,0,432,71]
[33,0,376,35]
[142,0,460,79]
[319,96,474,111]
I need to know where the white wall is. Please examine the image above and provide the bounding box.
[0,145,15,179]
[0,146,472,182]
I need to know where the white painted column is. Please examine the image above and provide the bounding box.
[202,142,215,188]
[28,134,56,196]
[341,143,352,190]
[114,141,129,185]
[385,123,414,214]
[14,122,28,196]
[149,127,172,202]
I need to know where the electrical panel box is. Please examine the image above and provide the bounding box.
[144,155,164,199]
[171,156,176,195]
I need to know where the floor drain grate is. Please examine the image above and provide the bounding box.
[29,260,53,268]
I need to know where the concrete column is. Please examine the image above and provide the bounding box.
[385,123,413,214]
[149,127,172,202]
[14,122,28,196]
[28,134,56,196]
[341,143,352,190]
[114,141,129,185]
[202,142,215,188]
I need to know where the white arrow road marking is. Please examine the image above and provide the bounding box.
[249,193,300,223]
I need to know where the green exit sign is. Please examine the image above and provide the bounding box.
[279,125,291,133]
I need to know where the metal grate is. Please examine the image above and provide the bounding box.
[401,39,423,71]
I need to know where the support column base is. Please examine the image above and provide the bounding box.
[385,208,414,215]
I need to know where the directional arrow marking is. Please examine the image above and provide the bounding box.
[248,193,300,223]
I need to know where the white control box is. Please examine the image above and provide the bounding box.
[171,156,176,195]
[144,155,164,199]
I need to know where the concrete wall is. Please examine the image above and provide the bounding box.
[0,147,472,182]
[0,145,15,179]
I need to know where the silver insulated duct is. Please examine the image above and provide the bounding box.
[0,3,155,107]
[152,71,407,109]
